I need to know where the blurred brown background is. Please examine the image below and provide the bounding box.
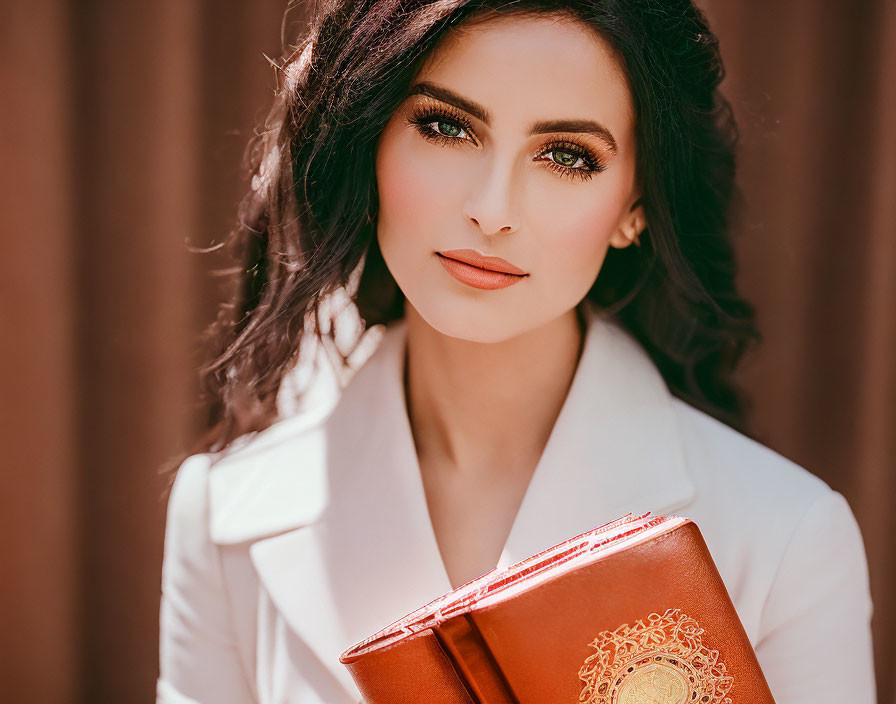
[1,0,893,702]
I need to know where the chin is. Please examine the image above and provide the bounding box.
[408,297,530,345]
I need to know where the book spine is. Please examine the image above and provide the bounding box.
[434,614,519,704]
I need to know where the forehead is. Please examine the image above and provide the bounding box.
[415,12,634,132]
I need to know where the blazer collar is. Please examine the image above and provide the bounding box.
[208,300,697,701]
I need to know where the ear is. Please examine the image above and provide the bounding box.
[608,198,646,249]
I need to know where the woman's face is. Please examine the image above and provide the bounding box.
[374,12,644,342]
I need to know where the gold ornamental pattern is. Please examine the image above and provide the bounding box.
[577,607,734,704]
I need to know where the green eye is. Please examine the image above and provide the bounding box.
[552,150,578,167]
[536,142,606,182]
[437,121,461,138]
[408,107,474,145]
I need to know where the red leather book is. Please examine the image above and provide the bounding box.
[339,512,776,703]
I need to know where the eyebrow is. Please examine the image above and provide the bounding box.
[407,81,618,153]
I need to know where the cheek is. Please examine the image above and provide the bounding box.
[375,124,454,236]
[373,120,463,303]
[528,185,624,277]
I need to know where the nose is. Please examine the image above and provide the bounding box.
[462,156,520,237]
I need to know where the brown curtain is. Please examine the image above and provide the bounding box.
[1,1,892,701]
[705,6,896,703]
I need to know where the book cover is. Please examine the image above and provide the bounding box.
[339,512,776,703]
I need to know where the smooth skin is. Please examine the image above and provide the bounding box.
[373,12,646,588]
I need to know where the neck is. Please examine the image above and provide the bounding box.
[402,303,587,478]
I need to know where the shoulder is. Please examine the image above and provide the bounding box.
[161,453,228,606]
[175,324,395,547]
[670,398,864,553]
[161,411,334,582]
[202,411,334,546]
[668,399,871,635]
[671,398,833,519]
[670,407,876,694]
[164,453,215,556]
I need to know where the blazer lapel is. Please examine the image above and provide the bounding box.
[245,321,455,702]
[214,300,697,702]
[496,301,697,568]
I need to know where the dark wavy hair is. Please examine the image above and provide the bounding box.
[167,0,760,477]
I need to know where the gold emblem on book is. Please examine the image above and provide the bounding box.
[577,607,734,704]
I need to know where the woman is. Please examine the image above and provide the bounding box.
[157,1,877,702]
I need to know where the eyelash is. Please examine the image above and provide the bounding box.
[407,105,608,182]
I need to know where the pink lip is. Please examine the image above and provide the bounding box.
[436,251,528,291]
[436,249,527,275]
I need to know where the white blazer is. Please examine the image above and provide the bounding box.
[157,300,877,704]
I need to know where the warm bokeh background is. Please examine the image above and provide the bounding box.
[2,1,893,701]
